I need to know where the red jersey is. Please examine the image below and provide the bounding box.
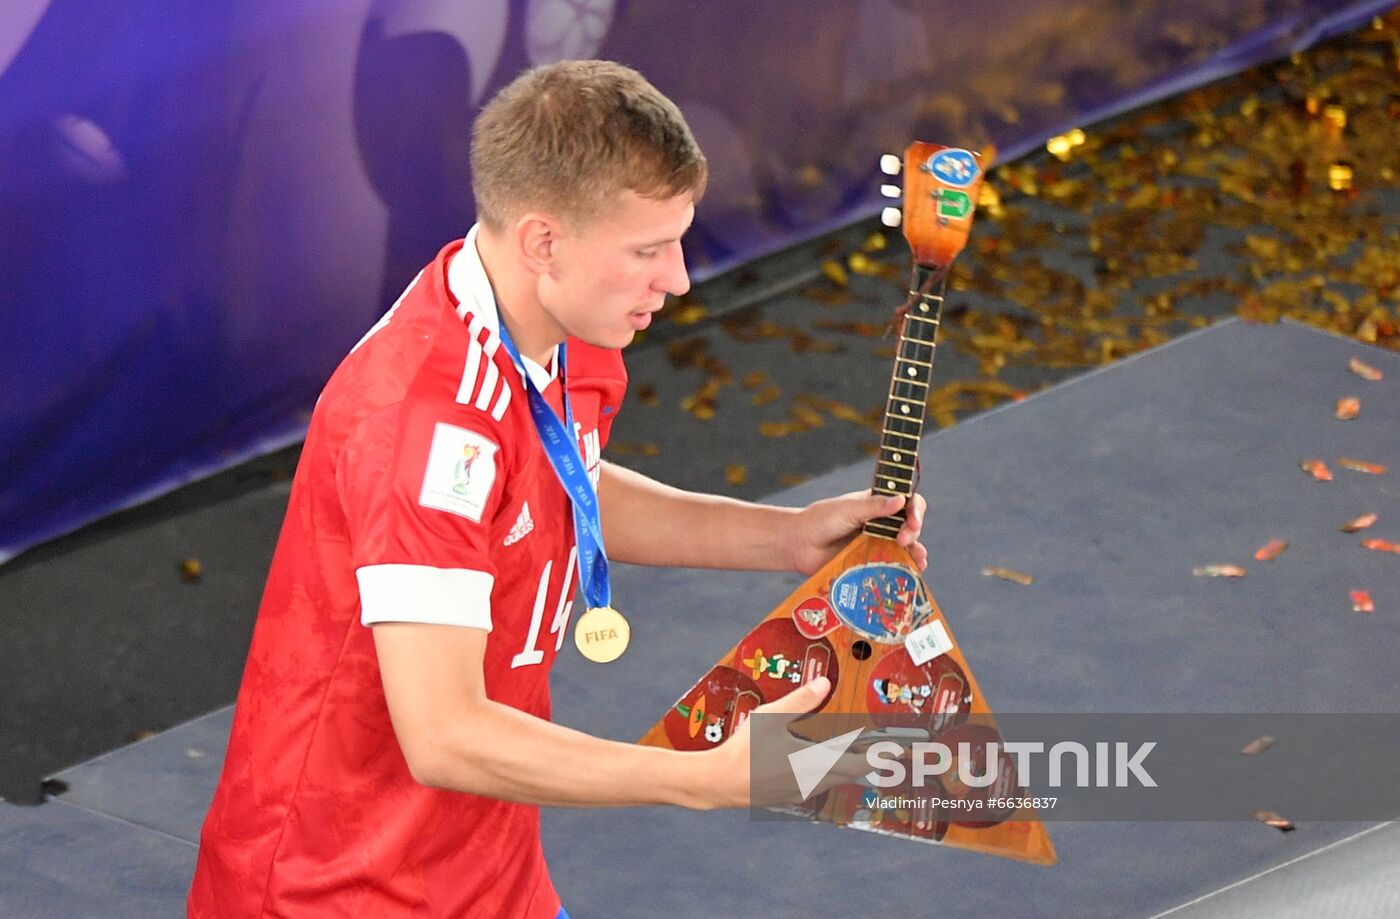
[189,231,626,918]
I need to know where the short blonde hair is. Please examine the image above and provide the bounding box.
[471,60,707,230]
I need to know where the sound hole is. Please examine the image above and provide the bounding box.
[851,640,873,660]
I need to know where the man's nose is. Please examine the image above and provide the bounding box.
[657,241,690,297]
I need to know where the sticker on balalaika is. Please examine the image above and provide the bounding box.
[829,563,931,643]
[791,595,840,639]
[904,618,953,666]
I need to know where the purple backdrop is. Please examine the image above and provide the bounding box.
[0,0,1392,563]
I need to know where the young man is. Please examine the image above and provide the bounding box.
[188,60,927,918]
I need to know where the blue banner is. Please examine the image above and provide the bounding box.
[1,0,1391,563]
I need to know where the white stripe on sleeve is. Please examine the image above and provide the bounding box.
[356,564,494,629]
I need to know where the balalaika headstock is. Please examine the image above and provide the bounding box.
[880,142,985,271]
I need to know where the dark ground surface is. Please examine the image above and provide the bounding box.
[2,13,1397,804]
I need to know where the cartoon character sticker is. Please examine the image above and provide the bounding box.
[866,647,972,734]
[664,665,762,752]
[791,595,840,639]
[733,619,839,704]
[829,563,931,642]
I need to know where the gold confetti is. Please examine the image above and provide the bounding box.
[1301,459,1333,481]
[790,405,826,429]
[1327,161,1355,192]
[1045,128,1086,161]
[669,303,709,325]
[1341,513,1378,532]
[759,420,802,438]
[665,337,709,369]
[1349,357,1383,381]
[1339,458,1386,475]
[825,401,868,425]
[724,464,747,486]
[1351,589,1375,613]
[1323,104,1348,134]
[751,384,781,406]
[681,380,720,420]
[800,285,853,307]
[789,332,841,354]
[1241,735,1275,756]
[982,566,1034,586]
[1335,397,1360,419]
[821,259,849,287]
[636,384,659,406]
[977,182,1004,219]
[1193,564,1246,577]
[741,370,767,390]
[777,473,811,487]
[1254,539,1288,562]
[179,558,203,583]
[861,232,887,253]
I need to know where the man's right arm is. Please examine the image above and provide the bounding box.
[373,621,829,810]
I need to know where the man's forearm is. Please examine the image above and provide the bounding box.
[598,461,798,570]
[420,695,717,809]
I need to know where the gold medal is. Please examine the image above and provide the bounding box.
[574,606,630,663]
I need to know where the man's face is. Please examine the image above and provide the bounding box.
[538,189,694,350]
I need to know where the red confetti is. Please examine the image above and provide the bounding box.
[1349,357,1383,381]
[1335,397,1360,420]
[1254,539,1288,562]
[1301,459,1333,481]
[1350,590,1374,613]
[1362,539,1400,554]
[1339,458,1387,475]
[1252,810,1296,832]
[1341,513,1378,532]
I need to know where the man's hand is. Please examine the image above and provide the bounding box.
[693,677,870,809]
[782,491,928,575]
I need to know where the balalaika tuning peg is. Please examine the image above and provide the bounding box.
[879,153,901,175]
[880,206,902,227]
[880,184,901,198]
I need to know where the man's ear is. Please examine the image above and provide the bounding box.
[515,212,561,275]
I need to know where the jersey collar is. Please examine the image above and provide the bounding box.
[448,224,558,391]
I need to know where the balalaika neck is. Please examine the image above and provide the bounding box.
[863,264,945,540]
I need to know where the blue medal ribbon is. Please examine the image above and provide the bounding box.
[494,321,611,611]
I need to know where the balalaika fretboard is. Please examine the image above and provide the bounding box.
[863,264,945,540]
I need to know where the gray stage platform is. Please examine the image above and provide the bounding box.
[4,318,1397,918]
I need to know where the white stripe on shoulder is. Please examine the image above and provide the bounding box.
[456,310,511,417]
[457,316,486,406]
[490,384,511,422]
[475,346,500,412]
[357,564,494,629]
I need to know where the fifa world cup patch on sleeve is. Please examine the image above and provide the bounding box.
[419,422,499,523]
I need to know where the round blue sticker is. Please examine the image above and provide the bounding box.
[829,562,932,643]
[926,149,979,188]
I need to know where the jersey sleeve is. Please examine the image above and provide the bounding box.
[337,399,512,630]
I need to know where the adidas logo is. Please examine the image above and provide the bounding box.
[503,502,534,547]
